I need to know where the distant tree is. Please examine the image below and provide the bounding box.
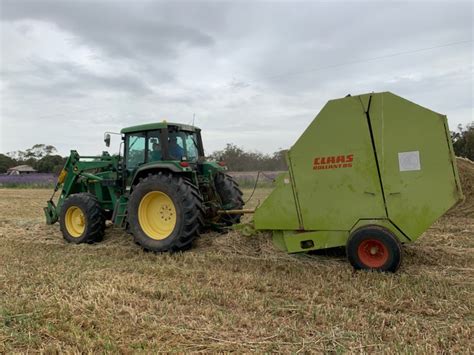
[210,144,245,171]
[35,155,66,174]
[271,149,288,170]
[24,144,57,159]
[6,144,60,168]
[6,150,26,161]
[0,153,16,173]
[210,144,288,171]
[452,124,474,160]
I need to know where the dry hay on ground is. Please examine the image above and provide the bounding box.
[447,157,474,217]
[0,160,473,352]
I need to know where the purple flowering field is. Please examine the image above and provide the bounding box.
[0,173,57,188]
[0,171,283,188]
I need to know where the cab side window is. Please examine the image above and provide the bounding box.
[147,131,162,162]
[184,133,199,161]
[126,133,146,169]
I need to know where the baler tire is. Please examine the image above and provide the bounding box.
[128,173,204,252]
[215,172,244,225]
[59,193,105,244]
[346,226,402,272]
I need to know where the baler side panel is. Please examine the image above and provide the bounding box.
[369,92,463,240]
[288,97,387,231]
[253,172,300,230]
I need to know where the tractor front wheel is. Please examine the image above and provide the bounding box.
[346,226,402,272]
[59,193,105,244]
[128,173,203,252]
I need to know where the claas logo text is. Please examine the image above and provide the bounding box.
[313,154,354,170]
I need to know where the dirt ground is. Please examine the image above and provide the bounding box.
[0,161,473,352]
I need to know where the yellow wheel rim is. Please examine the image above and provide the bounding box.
[65,206,86,237]
[138,191,177,240]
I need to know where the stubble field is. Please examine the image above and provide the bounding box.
[0,160,473,352]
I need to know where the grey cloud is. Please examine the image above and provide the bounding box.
[0,0,215,61]
[223,2,472,92]
[229,79,250,89]
[2,59,155,97]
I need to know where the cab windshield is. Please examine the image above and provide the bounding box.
[125,129,200,168]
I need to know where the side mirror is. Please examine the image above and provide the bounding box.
[104,133,111,147]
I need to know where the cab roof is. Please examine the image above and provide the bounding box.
[120,122,200,134]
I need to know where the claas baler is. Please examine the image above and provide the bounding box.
[253,92,463,271]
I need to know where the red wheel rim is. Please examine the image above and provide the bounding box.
[357,239,389,268]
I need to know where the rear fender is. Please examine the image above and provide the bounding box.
[130,163,194,189]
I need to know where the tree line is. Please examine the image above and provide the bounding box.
[1,124,473,174]
[0,144,66,174]
[451,124,474,161]
[209,144,288,171]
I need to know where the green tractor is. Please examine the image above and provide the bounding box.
[44,121,244,252]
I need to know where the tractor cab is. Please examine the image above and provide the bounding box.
[119,122,206,186]
[121,122,204,166]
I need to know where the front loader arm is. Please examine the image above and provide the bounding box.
[44,150,118,225]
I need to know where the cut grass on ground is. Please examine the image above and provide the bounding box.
[0,188,473,352]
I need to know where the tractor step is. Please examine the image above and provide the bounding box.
[111,198,129,228]
[44,200,58,225]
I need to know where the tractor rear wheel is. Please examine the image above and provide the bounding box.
[128,173,203,252]
[59,193,105,244]
[215,172,244,225]
[346,226,402,272]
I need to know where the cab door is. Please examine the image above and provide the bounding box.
[124,132,146,186]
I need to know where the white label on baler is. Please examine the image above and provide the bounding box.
[398,151,421,171]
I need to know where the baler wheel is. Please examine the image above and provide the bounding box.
[128,173,204,252]
[59,193,105,244]
[346,226,402,272]
[215,172,244,225]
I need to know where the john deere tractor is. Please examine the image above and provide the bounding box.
[44,122,244,252]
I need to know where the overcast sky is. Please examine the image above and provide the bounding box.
[0,0,472,157]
